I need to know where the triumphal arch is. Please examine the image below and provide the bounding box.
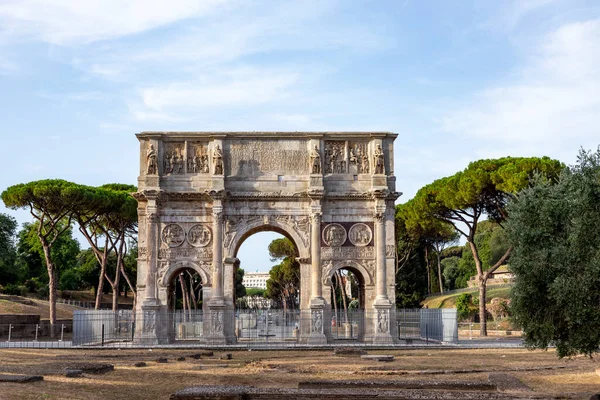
[134,132,400,344]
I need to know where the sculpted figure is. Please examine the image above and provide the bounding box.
[374,144,385,174]
[310,145,321,174]
[378,310,389,333]
[146,144,157,174]
[163,151,171,174]
[213,144,224,175]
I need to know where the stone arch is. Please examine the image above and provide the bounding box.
[322,260,373,287]
[159,260,212,288]
[225,217,310,259]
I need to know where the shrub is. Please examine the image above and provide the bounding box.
[1,283,28,296]
[455,293,477,321]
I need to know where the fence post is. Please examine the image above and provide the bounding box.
[7,324,12,342]
[131,321,135,342]
[101,323,105,347]
[34,324,39,341]
[425,323,428,344]
[60,324,65,342]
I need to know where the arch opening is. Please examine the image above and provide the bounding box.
[166,266,205,341]
[329,265,367,341]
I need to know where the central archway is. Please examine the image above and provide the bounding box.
[229,222,307,342]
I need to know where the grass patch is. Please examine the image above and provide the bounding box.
[422,286,512,309]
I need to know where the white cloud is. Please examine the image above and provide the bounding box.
[0,0,227,45]
[440,18,600,159]
[134,68,299,119]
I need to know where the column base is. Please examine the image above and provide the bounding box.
[136,304,161,345]
[372,303,395,344]
[204,304,227,345]
[307,302,327,345]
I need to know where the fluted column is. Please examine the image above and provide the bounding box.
[375,212,387,300]
[144,212,159,303]
[212,209,224,301]
[310,212,322,300]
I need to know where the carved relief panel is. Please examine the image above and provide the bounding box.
[324,141,346,174]
[163,142,185,175]
[187,142,209,174]
[349,141,369,174]
[322,223,347,247]
[348,223,372,247]
[187,224,212,247]
[321,222,373,247]
[161,224,185,247]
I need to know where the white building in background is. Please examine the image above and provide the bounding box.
[242,272,270,290]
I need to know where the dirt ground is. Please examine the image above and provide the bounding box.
[0,348,598,399]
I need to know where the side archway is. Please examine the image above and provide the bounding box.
[159,260,212,288]
[322,260,373,287]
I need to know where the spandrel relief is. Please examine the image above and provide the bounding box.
[163,142,185,174]
[187,142,209,174]
[324,141,346,174]
[349,141,369,174]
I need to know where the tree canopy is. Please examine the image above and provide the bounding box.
[506,148,600,357]
[407,157,564,335]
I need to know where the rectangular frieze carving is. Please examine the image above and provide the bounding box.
[162,142,185,174]
[158,248,213,259]
[386,245,395,257]
[187,141,209,174]
[225,139,309,176]
[324,141,346,174]
[321,246,375,260]
[349,141,369,174]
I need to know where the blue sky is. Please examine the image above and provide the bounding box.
[1,0,599,272]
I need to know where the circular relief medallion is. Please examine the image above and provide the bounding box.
[322,223,347,247]
[348,223,372,247]
[161,224,185,247]
[187,224,212,247]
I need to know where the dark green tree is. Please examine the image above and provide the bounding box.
[506,148,600,357]
[2,180,95,334]
[265,237,300,309]
[0,213,19,285]
[394,204,428,307]
[410,157,564,335]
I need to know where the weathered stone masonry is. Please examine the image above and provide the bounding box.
[134,132,400,344]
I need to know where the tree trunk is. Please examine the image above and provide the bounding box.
[467,240,487,336]
[336,272,349,325]
[95,244,109,310]
[478,278,487,336]
[187,271,198,311]
[425,246,431,295]
[42,244,57,338]
[437,250,444,295]
[178,274,188,321]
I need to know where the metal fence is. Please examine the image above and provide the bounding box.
[0,308,459,348]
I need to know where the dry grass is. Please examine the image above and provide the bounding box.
[422,286,512,309]
[0,298,81,319]
[0,348,597,400]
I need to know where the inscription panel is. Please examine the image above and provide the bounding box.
[225,139,309,176]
